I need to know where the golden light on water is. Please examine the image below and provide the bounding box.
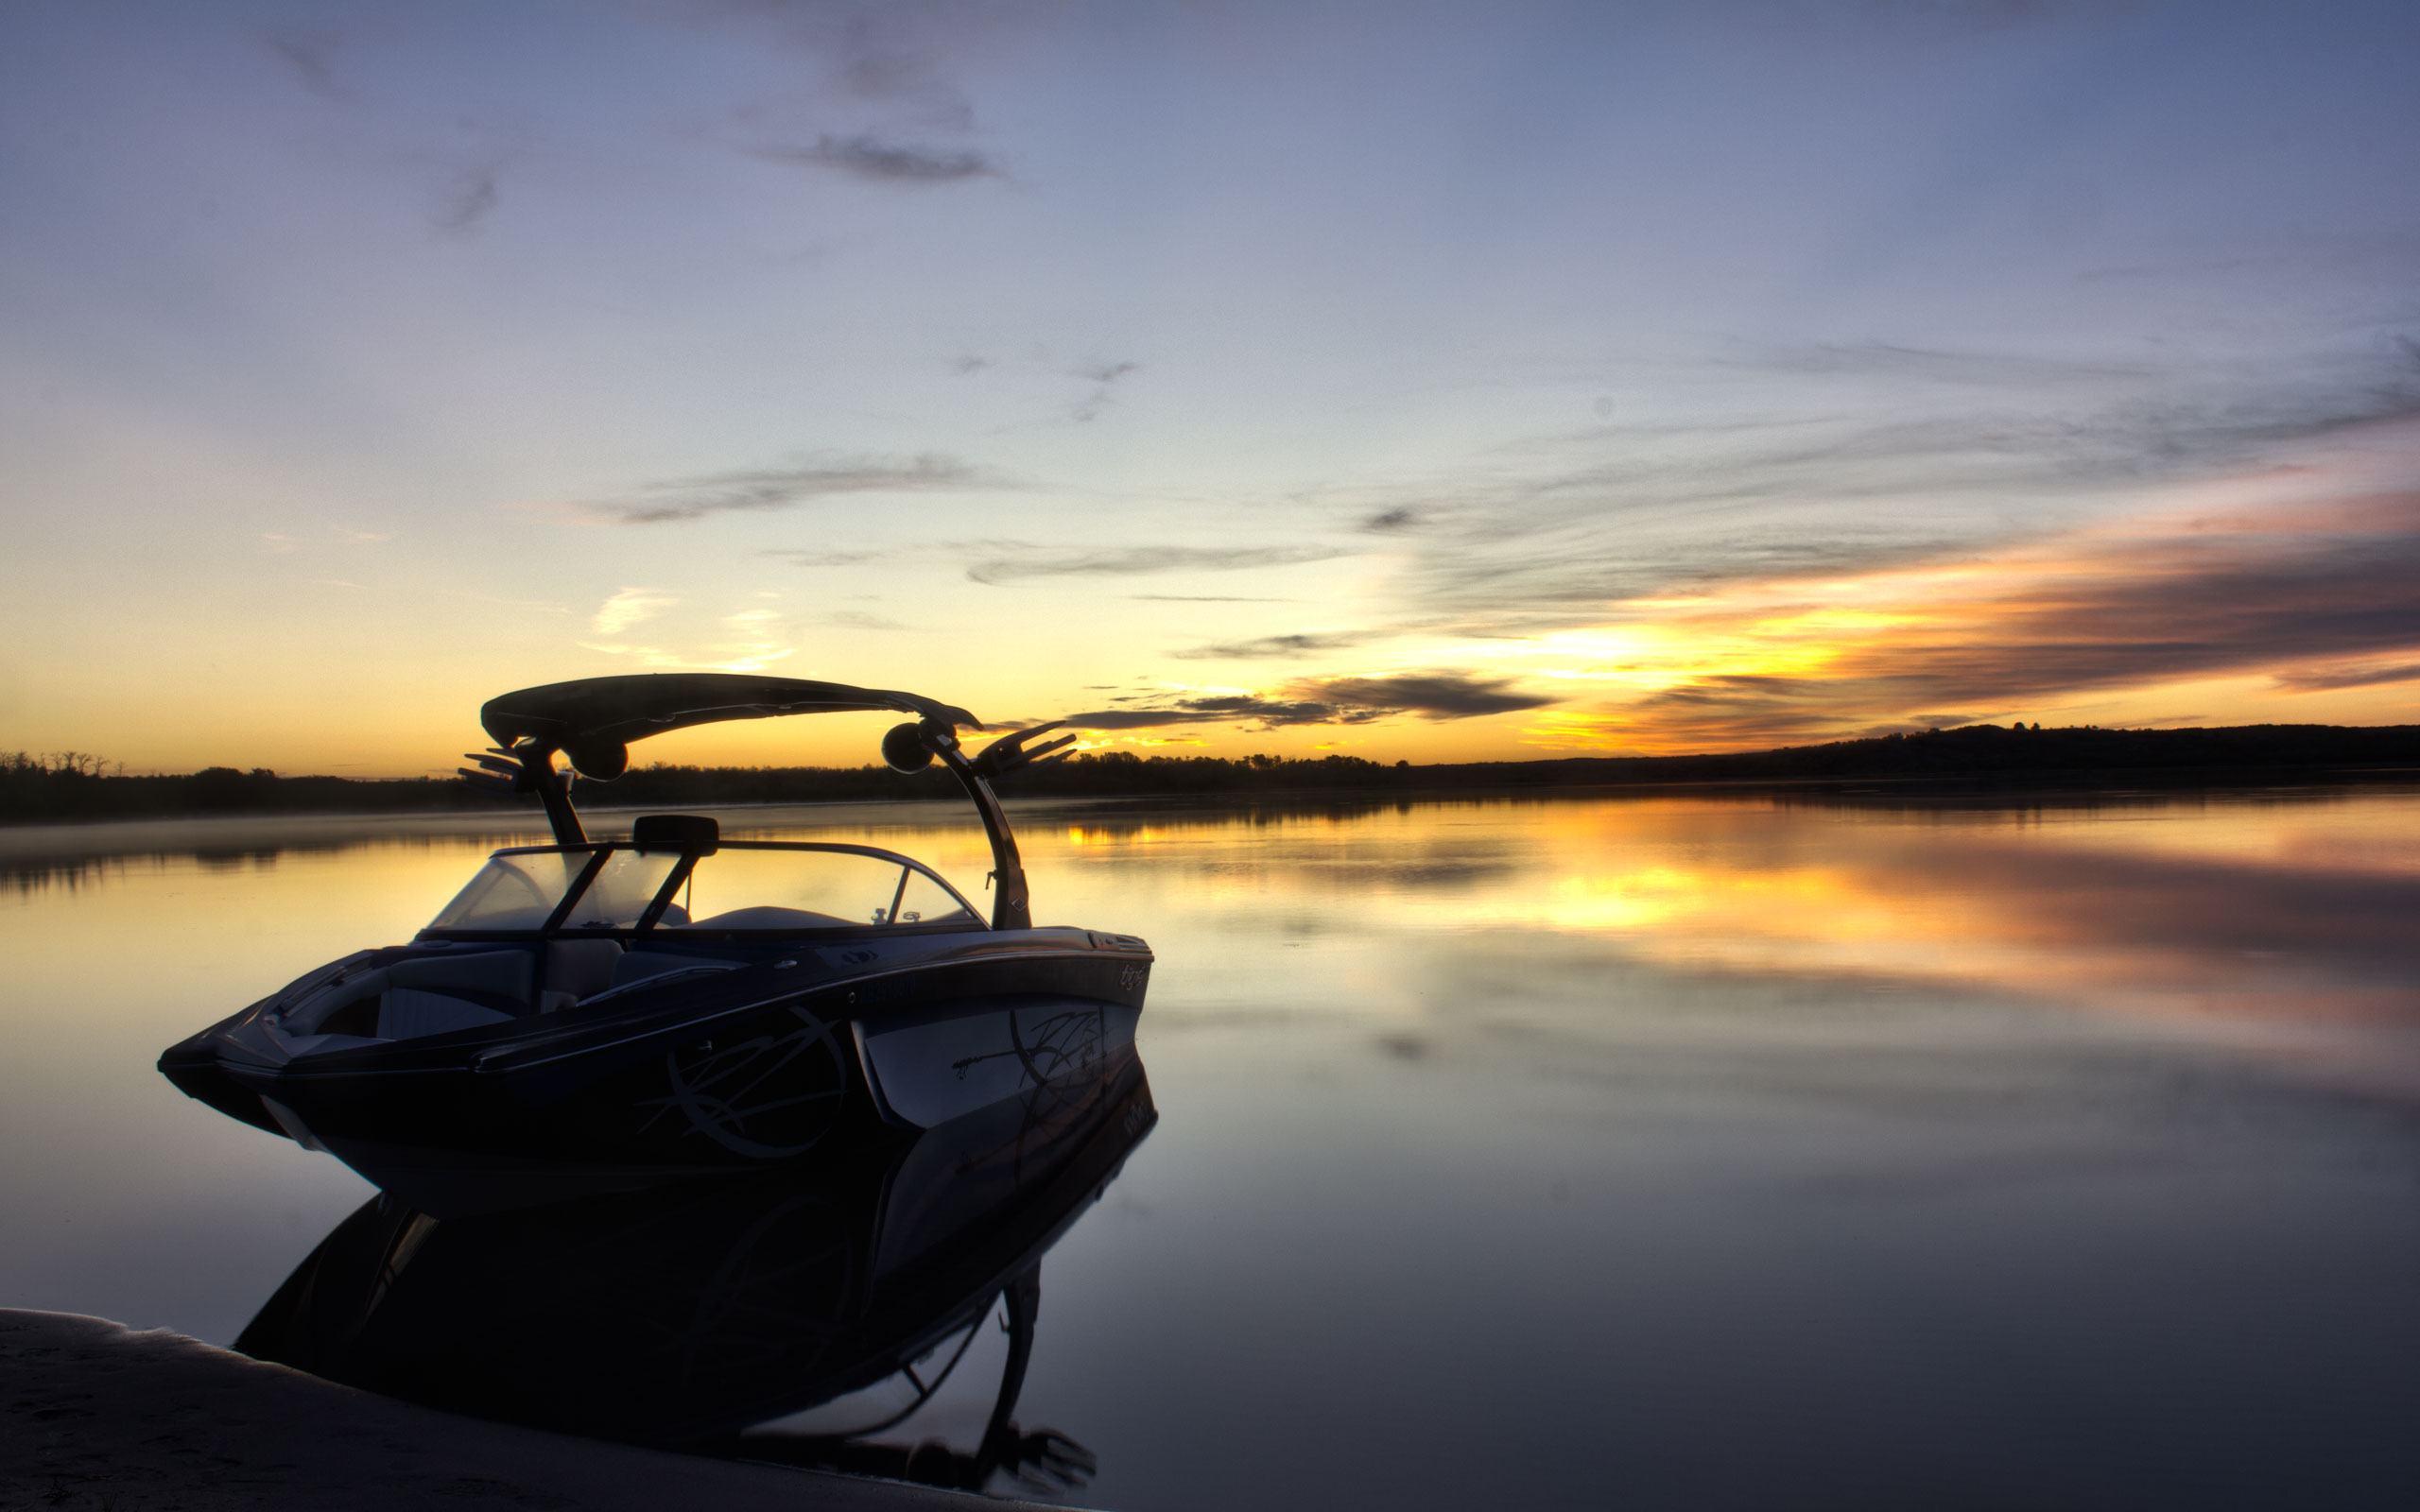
[1026,794,2420,1089]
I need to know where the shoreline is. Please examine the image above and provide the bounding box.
[11,724,2417,831]
[1,1309,1061,1512]
[5,762,2419,841]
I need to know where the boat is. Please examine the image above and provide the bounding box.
[236,1040,1153,1495]
[158,673,1151,1202]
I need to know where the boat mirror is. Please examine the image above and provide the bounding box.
[631,814,719,855]
[881,722,935,773]
[563,738,629,781]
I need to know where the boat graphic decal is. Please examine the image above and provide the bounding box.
[949,1003,1108,1091]
[639,1003,851,1160]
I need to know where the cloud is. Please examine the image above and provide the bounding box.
[266,29,340,96]
[1070,359,1139,422]
[431,164,500,232]
[1170,630,1376,661]
[968,544,1348,585]
[1525,482,2420,752]
[582,455,984,524]
[579,640,793,674]
[1340,336,2420,633]
[592,588,677,635]
[763,548,890,567]
[823,610,912,631]
[1060,698,1349,730]
[2269,662,2420,693]
[1299,673,1557,720]
[1059,670,1554,731]
[752,133,998,183]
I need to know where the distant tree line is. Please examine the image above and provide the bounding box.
[5,722,2415,826]
[1,752,513,823]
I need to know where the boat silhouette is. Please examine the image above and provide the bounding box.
[160,674,1150,1200]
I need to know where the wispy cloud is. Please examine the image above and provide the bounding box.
[751,133,998,183]
[592,588,677,635]
[1060,670,1553,731]
[1303,673,1554,720]
[1170,630,1377,660]
[1070,358,1139,421]
[265,29,340,96]
[823,610,912,631]
[1060,696,1347,731]
[968,543,1348,585]
[1515,480,2420,752]
[762,548,891,567]
[2273,662,2420,693]
[1343,337,2420,634]
[431,163,501,232]
[578,454,986,524]
[579,641,795,673]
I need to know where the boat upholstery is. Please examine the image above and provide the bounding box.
[676,905,856,930]
[377,989,517,1040]
[371,951,537,1040]
[389,951,534,1001]
[544,938,625,1000]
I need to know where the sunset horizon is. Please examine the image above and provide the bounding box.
[7,3,2417,777]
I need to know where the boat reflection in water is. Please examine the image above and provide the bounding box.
[237,1043,1153,1498]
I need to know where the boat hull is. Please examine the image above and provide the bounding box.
[161,945,1148,1183]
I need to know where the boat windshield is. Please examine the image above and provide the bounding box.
[425,843,983,936]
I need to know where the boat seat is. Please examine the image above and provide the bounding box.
[388,950,535,1001]
[544,938,625,1004]
[677,905,857,930]
[372,950,536,1040]
[378,989,517,1040]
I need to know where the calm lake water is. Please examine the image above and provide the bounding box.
[6,788,2419,1509]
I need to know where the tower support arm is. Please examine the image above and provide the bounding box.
[931,734,1029,931]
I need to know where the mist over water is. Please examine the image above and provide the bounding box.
[6,790,2418,1508]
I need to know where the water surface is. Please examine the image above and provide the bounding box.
[5,789,2418,1508]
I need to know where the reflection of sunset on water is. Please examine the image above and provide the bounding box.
[17,794,2411,1058]
[1025,792,2420,1093]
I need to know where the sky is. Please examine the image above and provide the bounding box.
[3,0,2418,776]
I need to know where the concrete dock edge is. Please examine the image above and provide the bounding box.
[2,1309,1075,1511]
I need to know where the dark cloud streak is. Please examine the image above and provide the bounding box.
[969,544,1347,585]
[752,134,998,183]
[593,455,982,524]
[1170,630,1375,660]
[1061,671,1553,730]
[432,165,500,232]
[2273,662,2420,693]
[267,30,340,96]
